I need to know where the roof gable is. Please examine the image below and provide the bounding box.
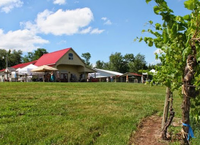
[35,48,71,66]
[56,48,86,66]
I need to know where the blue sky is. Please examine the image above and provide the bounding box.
[0,0,190,66]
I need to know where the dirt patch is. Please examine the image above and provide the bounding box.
[129,115,169,145]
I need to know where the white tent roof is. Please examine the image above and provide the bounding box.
[89,68,123,78]
[17,64,39,75]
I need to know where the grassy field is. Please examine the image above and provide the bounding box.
[0,82,183,145]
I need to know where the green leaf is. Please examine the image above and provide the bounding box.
[184,0,195,10]
[142,29,146,33]
[183,14,191,20]
[146,0,152,4]
[149,20,153,25]
[163,28,168,43]
[155,23,161,30]
[153,6,161,15]
[155,0,164,4]
[197,57,200,62]
[139,37,143,42]
[148,40,153,47]
[155,53,158,59]
[144,37,148,43]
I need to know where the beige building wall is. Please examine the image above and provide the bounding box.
[56,49,85,66]
[54,49,94,82]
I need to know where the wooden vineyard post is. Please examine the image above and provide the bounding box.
[161,87,170,129]
[161,87,174,140]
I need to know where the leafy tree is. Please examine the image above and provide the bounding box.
[81,52,91,67]
[0,49,22,69]
[109,52,129,73]
[124,53,134,63]
[22,48,48,62]
[102,62,111,70]
[9,50,22,67]
[32,48,48,60]
[0,49,7,70]
[95,60,105,69]
[96,53,145,73]
[137,0,200,144]
[22,52,34,63]
[129,53,147,73]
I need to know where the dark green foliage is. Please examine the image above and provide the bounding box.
[22,48,48,63]
[81,52,91,67]
[0,49,22,69]
[95,52,147,73]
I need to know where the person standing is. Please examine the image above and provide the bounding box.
[50,72,54,82]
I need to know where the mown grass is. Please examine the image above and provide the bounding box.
[0,82,183,144]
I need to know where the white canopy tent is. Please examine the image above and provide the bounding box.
[16,64,44,82]
[17,64,41,75]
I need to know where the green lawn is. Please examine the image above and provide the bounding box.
[0,82,182,145]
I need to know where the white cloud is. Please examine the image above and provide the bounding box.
[79,27,92,34]
[0,29,49,52]
[150,59,161,65]
[57,40,67,44]
[23,7,104,35]
[101,17,112,25]
[101,17,107,21]
[53,0,66,5]
[104,20,112,25]
[90,28,104,34]
[154,48,164,54]
[0,0,23,13]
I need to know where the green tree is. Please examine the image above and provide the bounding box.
[22,48,48,63]
[8,50,22,67]
[0,49,7,70]
[109,52,129,73]
[32,48,48,60]
[95,60,105,69]
[124,53,134,63]
[81,52,91,67]
[0,49,22,69]
[129,53,147,73]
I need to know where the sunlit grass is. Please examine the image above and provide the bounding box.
[0,82,182,144]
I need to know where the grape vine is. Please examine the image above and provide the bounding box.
[136,0,200,144]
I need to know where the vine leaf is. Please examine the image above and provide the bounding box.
[146,0,152,4]
[184,0,196,10]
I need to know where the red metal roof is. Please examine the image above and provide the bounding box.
[34,48,71,66]
[0,69,5,72]
[130,73,142,76]
[12,60,37,69]
[0,60,37,72]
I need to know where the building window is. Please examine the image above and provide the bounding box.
[69,53,73,60]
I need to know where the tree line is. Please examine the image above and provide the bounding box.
[0,48,48,70]
[82,52,156,73]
